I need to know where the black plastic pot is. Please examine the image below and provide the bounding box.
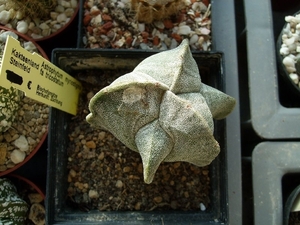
[284,183,300,225]
[244,0,300,139]
[252,142,300,225]
[45,49,240,224]
[276,10,300,98]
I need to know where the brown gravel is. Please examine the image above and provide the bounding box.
[66,70,211,212]
[82,0,212,50]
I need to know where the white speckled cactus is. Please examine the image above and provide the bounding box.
[0,30,23,133]
[86,39,236,184]
[0,178,29,224]
[0,86,21,133]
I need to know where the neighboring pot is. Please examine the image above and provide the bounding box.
[34,2,79,42]
[8,174,45,200]
[79,0,212,50]
[0,0,79,41]
[284,184,300,225]
[5,174,46,225]
[0,26,48,176]
[277,10,300,97]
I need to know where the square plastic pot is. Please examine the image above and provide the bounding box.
[252,142,300,225]
[244,0,300,139]
[76,0,242,221]
[45,48,241,224]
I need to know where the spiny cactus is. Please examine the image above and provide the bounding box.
[8,0,57,19]
[86,39,236,183]
[130,0,186,23]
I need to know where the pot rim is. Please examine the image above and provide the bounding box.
[7,173,45,199]
[34,3,79,42]
[0,26,49,177]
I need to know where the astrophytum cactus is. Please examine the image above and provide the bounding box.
[0,86,21,133]
[86,39,236,184]
[0,178,29,224]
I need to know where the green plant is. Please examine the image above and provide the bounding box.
[86,39,236,184]
[0,86,21,133]
[0,178,28,224]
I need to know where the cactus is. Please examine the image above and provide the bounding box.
[0,178,29,225]
[8,0,57,19]
[86,39,236,183]
[0,86,21,133]
[130,0,186,23]
[0,32,21,133]
[0,30,35,133]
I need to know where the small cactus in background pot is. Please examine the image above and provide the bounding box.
[8,0,57,19]
[0,178,29,224]
[130,0,186,23]
[0,86,21,133]
[0,30,23,133]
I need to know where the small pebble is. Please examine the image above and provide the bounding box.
[69,169,77,177]
[123,166,131,173]
[154,21,164,29]
[0,10,10,24]
[177,25,191,35]
[16,20,28,34]
[134,202,142,210]
[138,23,145,32]
[283,56,296,71]
[86,140,96,149]
[98,151,105,160]
[200,202,206,211]
[202,170,209,175]
[89,190,99,199]
[189,34,198,45]
[153,196,163,203]
[115,180,123,188]
[10,149,25,164]
[14,135,29,152]
[289,73,299,84]
[28,203,45,225]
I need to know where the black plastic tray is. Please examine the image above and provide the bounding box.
[46,49,239,224]
[252,142,300,225]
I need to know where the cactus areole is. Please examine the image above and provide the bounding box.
[86,39,236,184]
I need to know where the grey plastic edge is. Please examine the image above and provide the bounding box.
[244,0,300,139]
[252,142,300,225]
[212,0,242,224]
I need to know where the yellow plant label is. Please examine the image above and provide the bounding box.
[0,36,82,115]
